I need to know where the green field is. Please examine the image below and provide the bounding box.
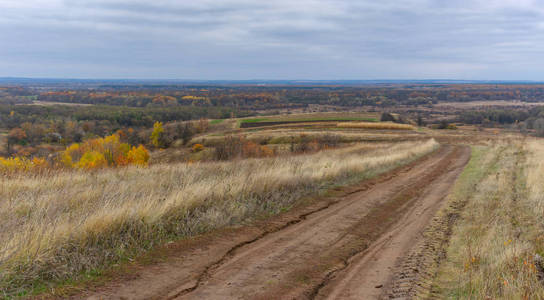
[240,118,271,123]
[210,119,226,124]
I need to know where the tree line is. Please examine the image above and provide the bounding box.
[5,84,544,110]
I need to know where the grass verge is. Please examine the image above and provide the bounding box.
[433,139,544,299]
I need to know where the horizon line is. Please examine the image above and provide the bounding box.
[1,77,543,83]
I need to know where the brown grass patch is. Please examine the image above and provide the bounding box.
[337,122,414,130]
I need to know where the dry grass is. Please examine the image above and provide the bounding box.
[434,100,544,108]
[0,139,438,296]
[25,101,93,107]
[241,112,379,123]
[191,129,426,147]
[433,138,544,299]
[336,122,414,130]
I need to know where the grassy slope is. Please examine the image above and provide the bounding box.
[0,139,438,297]
[190,129,427,148]
[433,138,544,299]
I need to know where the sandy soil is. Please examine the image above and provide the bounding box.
[82,145,470,300]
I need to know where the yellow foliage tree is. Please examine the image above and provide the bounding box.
[1,133,150,173]
[76,151,107,169]
[0,156,49,174]
[150,121,164,148]
[61,143,80,167]
[62,134,150,169]
[127,145,150,166]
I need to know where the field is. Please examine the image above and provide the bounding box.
[23,101,93,107]
[238,112,379,128]
[240,112,379,122]
[434,100,544,108]
[2,83,544,299]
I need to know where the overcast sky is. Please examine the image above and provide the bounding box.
[1,0,544,80]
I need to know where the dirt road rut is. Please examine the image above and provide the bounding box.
[86,145,470,300]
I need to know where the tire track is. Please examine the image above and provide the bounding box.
[175,146,466,300]
[84,145,467,300]
[313,146,470,300]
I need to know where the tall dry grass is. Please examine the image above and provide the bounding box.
[434,139,544,299]
[0,139,438,296]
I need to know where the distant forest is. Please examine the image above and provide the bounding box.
[4,84,544,108]
[3,84,544,129]
[3,83,544,158]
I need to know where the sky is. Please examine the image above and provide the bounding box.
[1,0,544,80]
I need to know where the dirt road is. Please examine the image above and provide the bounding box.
[85,145,470,300]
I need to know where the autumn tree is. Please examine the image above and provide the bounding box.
[176,122,195,145]
[6,128,27,155]
[127,145,150,165]
[150,121,165,148]
[61,134,150,169]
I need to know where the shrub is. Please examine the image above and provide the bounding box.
[76,151,108,169]
[66,134,148,169]
[319,134,341,149]
[60,134,149,169]
[0,156,49,174]
[380,112,396,122]
[534,118,544,137]
[192,143,205,153]
[437,120,449,129]
[127,145,150,166]
[214,136,276,160]
[215,136,243,160]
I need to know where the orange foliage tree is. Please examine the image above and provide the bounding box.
[192,144,205,153]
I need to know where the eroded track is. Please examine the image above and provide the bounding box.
[85,145,470,300]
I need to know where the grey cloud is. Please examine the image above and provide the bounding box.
[1,0,544,79]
